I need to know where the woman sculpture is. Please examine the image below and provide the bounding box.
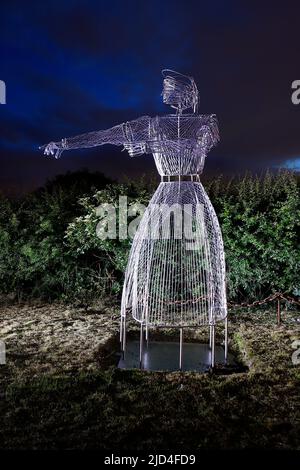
[42,70,227,369]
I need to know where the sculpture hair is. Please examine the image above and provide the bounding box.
[162,69,199,114]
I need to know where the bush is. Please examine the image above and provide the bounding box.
[0,170,298,304]
[206,171,300,301]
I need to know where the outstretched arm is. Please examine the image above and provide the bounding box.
[41,123,126,159]
[40,116,152,159]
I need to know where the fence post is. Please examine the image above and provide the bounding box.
[277,297,281,325]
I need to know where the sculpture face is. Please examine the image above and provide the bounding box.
[162,69,199,113]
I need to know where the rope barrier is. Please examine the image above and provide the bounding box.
[227,292,300,308]
[227,292,300,325]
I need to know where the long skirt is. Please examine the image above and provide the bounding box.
[121,181,227,328]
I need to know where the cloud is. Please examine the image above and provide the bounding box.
[277,158,300,171]
[1,0,300,193]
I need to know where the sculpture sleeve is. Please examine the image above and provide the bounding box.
[41,116,152,158]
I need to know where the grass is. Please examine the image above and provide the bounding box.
[0,306,300,450]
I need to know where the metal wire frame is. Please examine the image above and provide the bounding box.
[120,181,227,329]
[161,69,199,114]
[41,69,228,369]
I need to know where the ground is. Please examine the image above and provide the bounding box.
[0,299,300,450]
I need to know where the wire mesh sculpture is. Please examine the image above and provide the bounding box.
[41,69,227,369]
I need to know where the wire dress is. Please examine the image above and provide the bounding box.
[41,70,228,367]
[120,114,227,334]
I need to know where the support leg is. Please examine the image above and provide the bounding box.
[179,327,183,371]
[209,325,212,349]
[224,317,228,364]
[120,315,123,343]
[122,316,126,359]
[139,322,144,369]
[211,325,215,369]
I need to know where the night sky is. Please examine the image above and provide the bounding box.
[1,0,300,194]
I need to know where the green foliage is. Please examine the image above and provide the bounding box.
[65,181,152,296]
[206,171,300,301]
[0,170,299,304]
[0,170,114,304]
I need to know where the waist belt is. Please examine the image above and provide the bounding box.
[160,174,200,182]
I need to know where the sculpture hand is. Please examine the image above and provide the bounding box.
[40,141,64,159]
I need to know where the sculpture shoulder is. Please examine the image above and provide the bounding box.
[124,116,152,141]
[153,114,217,125]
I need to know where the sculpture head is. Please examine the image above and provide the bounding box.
[162,69,199,114]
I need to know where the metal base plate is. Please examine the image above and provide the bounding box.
[118,340,234,372]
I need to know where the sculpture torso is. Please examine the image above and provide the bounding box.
[123,114,219,176]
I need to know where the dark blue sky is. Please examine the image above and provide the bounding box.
[1,0,300,194]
